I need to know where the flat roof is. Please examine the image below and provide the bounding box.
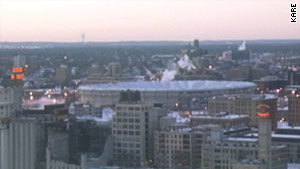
[78,80,256,92]
[245,133,300,139]
[192,113,248,119]
[226,137,258,142]
[211,94,277,100]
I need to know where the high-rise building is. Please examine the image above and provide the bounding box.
[288,94,300,126]
[0,77,45,169]
[108,62,121,77]
[112,103,157,167]
[0,118,44,169]
[288,70,300,86]
[154,125,222,169]
[0,86,22,118]
[55,65,71,85]
[47,129,69,163]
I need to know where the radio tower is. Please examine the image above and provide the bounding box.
[81,33,85,44]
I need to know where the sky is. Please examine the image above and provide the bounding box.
[0,0,299,42]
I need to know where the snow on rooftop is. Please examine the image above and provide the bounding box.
[167,111,190,123]
[23,97,65,110]
[192,113,248,119]
[278,126,300,130]
[288,163,300,169]
[78,80,256,92]
[272,134,300,139]
[245,133,300,139]
[278,106,288,111]
[213,94,277,100]
[226,137,258,142]
[76,107,116,123]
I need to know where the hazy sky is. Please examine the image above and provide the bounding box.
[0,0,299,42]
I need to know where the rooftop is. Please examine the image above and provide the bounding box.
[78,80,256,92]
[245,133,300,139]
[76,107,116,123]
[211,94,277,100]
[192,112,248,119]
[226,137,258,142]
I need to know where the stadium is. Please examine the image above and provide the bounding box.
[78,80,257,108]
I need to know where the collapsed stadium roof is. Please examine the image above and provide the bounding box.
[78,80,256,92]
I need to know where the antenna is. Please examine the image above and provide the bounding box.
[81,33,85,44]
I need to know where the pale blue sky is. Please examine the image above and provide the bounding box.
[0,0,299,42]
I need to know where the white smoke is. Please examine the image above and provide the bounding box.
[161,69,177,82]
[144,67,155,79]
[238,41,246,51]
[177,54,196,71]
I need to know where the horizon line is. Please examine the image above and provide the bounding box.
[1,38,300,44]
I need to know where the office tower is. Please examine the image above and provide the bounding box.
[47,129,69,163]
[288,94,300,126]
[108,62,121,77]
[112,103,157,167]
[55,65,71,85]
[208,94,278,129]
[68,102,102,116]
[154,125,222,169]
[0,86,22,118]
[288,70,300,85]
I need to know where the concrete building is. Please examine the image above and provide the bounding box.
[48,129,69,163]
[112,103,158,167]
[0,118,44,169]
[288,94,300,126]
[154,105,287,169]
[108,62,121,77]
[55,65,71,85]
[46,148,81,169]
[0,86,23,117]
[154,125,222,169]
[254,76,287,92]
[78,80,256,108]
[83,73,135,85]
[288,70,300,86]
[203,105,287,169]
[87,64,101,74]
[243,125,300,164]
[208,94,278,128]
[84,62,134,85]
[68,102,102,116]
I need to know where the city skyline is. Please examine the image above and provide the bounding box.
[0,0,299,42]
